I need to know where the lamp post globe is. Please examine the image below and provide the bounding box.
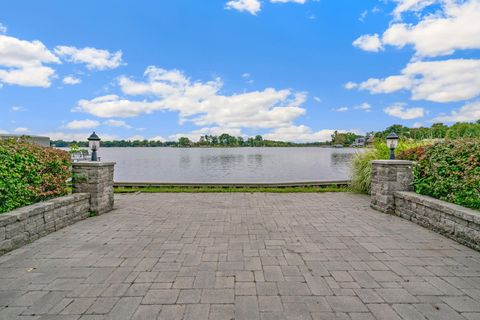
[386,131,399,160]
[87,132,101,162]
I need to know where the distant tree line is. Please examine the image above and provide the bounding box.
[372,121,480,140]
[50,121,480,148]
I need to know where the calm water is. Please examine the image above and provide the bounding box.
[96,147,361,183]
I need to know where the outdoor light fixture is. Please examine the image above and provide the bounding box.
[87,132,101,161]
[386,131,399,160]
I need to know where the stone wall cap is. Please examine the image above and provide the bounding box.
[73,161,116,167]
[371,160,413,165]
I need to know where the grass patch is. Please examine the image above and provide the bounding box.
[114,185,348,193]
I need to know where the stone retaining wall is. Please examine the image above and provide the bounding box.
[0,193,90,255]
[394,191,480,251]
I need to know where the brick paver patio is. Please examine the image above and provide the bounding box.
[1,193,480,320]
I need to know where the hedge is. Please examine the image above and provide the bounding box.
[0,139,71,213]
[398,139,480,210]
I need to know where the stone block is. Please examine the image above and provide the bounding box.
[370,160,414,214]
[72,162,115,215]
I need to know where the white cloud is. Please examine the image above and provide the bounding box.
[359,10,368,22]
[43,132,117,141]
[226,0,306,15]
[384,103,426,119]
[431,100,480,122]
[65,119,100,130]
[0,34,59,87]
[127,135,145,141]
[314,96,321,103]
[344,81,357,90]
[412,122,423,128]
[353,34,383,52]
[14,127,28,133]
[392,0,439,19]
[54,46,123,70]
[225,0,261,15]
[11,106,26,112]
[149,136,166,142]
[263,125,343,143]
[169,127,243,142]
[104,119,132,128]
[354,102,372,112]
[76,66,307,131]
[335,107,349,112]
[63,75,81,85]
[353,59,480,103]
[0,23,6,34]
[383,0,480,57]
[270,0,306,3]
[0,129,8,134]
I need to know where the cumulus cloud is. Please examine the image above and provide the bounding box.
[0,23,6,34]
[0,34,60,87]
[270,0,306,3]
[353,34,383,52]
[169,127,244,142]
[335,107,349,112]
[354,103,372,112]
[392,0,439,19]
[14,127,29,133]
[75,66,307,131]
[384,0,480,57]
[263,125,345,143]
[43,132,117,141]
[149,136,166,142]
[431,100,480,122]
[352,59,480,103]
[344,82,357,90]
[54,46,123,70]
[384,103,426,119]
[11,106,26,112]
[225,0,261,15]
[63,75,81,85]
[226,0,306,15]
[64,119,100,130]
[104,119,132,128]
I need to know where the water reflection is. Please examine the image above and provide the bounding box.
[98,147,362,183]
[331,152,355,168]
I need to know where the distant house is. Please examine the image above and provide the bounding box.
[0,134,50,147]
[351,137,366,147]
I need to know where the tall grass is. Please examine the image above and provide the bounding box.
[349,140,431,194]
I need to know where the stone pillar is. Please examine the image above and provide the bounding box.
[72,162,115,215]
[370,160,414,214]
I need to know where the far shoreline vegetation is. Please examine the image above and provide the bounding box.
[50,121,480,148]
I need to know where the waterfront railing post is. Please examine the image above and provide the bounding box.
[72,162,116,215]
[370,160,414,214]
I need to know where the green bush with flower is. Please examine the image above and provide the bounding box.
[0,138,71,213]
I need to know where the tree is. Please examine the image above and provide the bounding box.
[178,137,191,147]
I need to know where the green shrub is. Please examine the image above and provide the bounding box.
[399,140,480,210]
[349,139,430,194]
[0,139,71,213]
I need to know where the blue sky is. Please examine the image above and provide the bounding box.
[0,0,479,142]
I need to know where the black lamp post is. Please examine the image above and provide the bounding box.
[87,132,101,161]
[386,131,399,160]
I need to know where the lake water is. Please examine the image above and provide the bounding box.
[96,147,361,183]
